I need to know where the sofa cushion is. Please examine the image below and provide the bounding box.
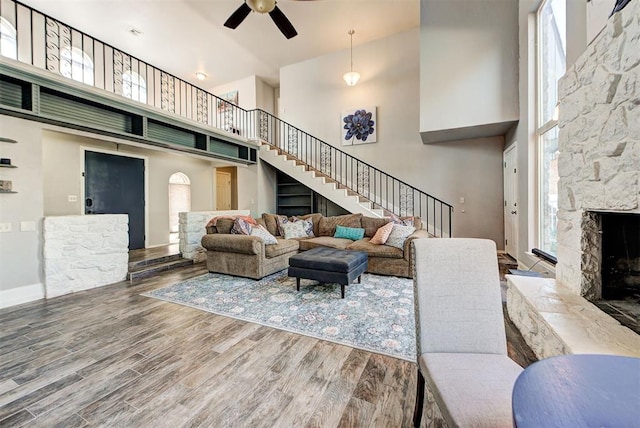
[201,234,262,255]
[391,214,422,230]
[386,224,416,249]
[318,213,363,237]
[347,238,404,259]
[334,225,365,240]
[362,216,392,238]
[261,213,280,237]
[264,238,300,258]
[298,236,354,251]
[216,218,235,234]
[370,222,394,245]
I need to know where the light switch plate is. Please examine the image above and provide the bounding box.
[0,222,12,233]
[20,221,36,232]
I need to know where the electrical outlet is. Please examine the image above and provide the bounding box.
[0,222,12,233]
[459,197,465,204]
[68,195,78,202]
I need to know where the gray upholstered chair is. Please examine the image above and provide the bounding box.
[412,238,523,427]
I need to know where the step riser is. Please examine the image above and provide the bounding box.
[128,259,193,282]
[128,253,183,270]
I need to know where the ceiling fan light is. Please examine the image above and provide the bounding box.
[247,0,276,14]
[343,71,360,86]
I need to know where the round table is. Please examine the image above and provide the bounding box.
[512,354,640,428]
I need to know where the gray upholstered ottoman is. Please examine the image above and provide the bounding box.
[288,247,368,298]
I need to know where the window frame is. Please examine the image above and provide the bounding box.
[535,0,565,257]
[122,69,147,103]
[60,46,94,86]
[0,16,17,60]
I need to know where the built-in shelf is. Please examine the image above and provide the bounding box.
[277,171,313,216]
[0,137,18,144]
[0,164,17,168]
[0,190,17,194]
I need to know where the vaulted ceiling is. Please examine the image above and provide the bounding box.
[21,0,419,90]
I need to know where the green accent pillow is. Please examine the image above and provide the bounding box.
[334,225,365,240]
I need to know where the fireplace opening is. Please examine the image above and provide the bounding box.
[595,212,640,334]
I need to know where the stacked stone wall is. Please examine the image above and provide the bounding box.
[179,210,250,261]
[43,215,129,298]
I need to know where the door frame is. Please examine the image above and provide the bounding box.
[80,146,149,249]
[503,144,519,258]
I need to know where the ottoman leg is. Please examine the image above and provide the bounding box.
[341,285,345,299]
[358,275,362,284]
[296,277,300,291]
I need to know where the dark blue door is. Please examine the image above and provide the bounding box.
[85,151,145,250]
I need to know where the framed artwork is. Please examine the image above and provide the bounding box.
[341,106,376,145]
[217,90,238,112]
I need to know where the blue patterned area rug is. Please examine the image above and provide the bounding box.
[142,270,416,361]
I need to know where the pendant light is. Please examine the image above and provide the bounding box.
[343,30,360,86]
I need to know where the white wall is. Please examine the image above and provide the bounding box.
[419,0,519,135]
[213,75,258,110]
[280,28,505,245]
[42,131,217,247]
[0,115,44,297]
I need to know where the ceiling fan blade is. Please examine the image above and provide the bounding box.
[224,3,252,29]
[269,6,298,39]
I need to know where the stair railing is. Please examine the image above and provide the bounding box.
[249,109,453,237]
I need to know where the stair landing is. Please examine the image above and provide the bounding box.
[128,244,193,281]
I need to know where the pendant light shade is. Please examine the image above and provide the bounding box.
[343,30,359,86]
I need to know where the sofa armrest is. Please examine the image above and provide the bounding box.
[404,229,434,262]
[201,234,264,256]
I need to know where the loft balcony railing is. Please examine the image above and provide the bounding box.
[250,110,453,237]
[0,0,247,135]
[0,0,452,236]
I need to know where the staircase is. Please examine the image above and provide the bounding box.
[128,253,194,282]
[252,110,453,237]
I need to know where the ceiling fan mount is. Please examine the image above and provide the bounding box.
[224,0,298,39]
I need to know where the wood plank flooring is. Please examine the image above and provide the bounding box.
[0,263,535,427]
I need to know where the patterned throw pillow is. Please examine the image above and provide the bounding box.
[276,215,290,237]
[385,224,416,249]
[334,225,365,241]
[370,222,394,245]
[292,217,315,237]
[231,217,253,235]
[250,224,278,245]
[281,221,309,239]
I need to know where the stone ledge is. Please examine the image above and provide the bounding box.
[506,275,640,359]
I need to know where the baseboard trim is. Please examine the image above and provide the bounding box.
[0,283,45,309]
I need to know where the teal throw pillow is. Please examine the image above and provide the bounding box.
[334,225,365,240]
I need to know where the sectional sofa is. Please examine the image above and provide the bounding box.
[200,212,432,280]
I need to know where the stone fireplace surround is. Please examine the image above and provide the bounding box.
[506,2,640,359]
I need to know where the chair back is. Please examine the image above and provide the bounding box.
[412,238,507,356]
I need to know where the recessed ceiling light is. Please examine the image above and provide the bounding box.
[196,72,207,81]
[129,28,143,36]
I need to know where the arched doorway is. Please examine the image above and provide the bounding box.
[168,172,191,243]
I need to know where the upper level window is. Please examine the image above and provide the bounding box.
[0,17,17,60]
[122,70,147,103]
[536,0,566,256]
[60,46,94,85]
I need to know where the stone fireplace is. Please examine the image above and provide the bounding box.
[555,1,639,301]
[505,3,640,359]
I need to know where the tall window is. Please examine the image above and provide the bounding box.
[168,172,191,242]
[0,17,17,60]
[60,46,94,85]
[537,0,565,256]
[123,70,147,103]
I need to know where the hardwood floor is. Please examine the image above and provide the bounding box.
[0,263,534,427]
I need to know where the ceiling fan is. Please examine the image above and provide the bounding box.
[224,0,298,39]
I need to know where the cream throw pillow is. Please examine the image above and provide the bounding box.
[385,224,416,249]
[282,221,309,239]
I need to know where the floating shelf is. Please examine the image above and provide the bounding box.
[0,137,18,144]
[0,164,17,168]
[0,190,17,194]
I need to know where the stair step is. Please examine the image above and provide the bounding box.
[128,258,194,281]
[128,253,183,270]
